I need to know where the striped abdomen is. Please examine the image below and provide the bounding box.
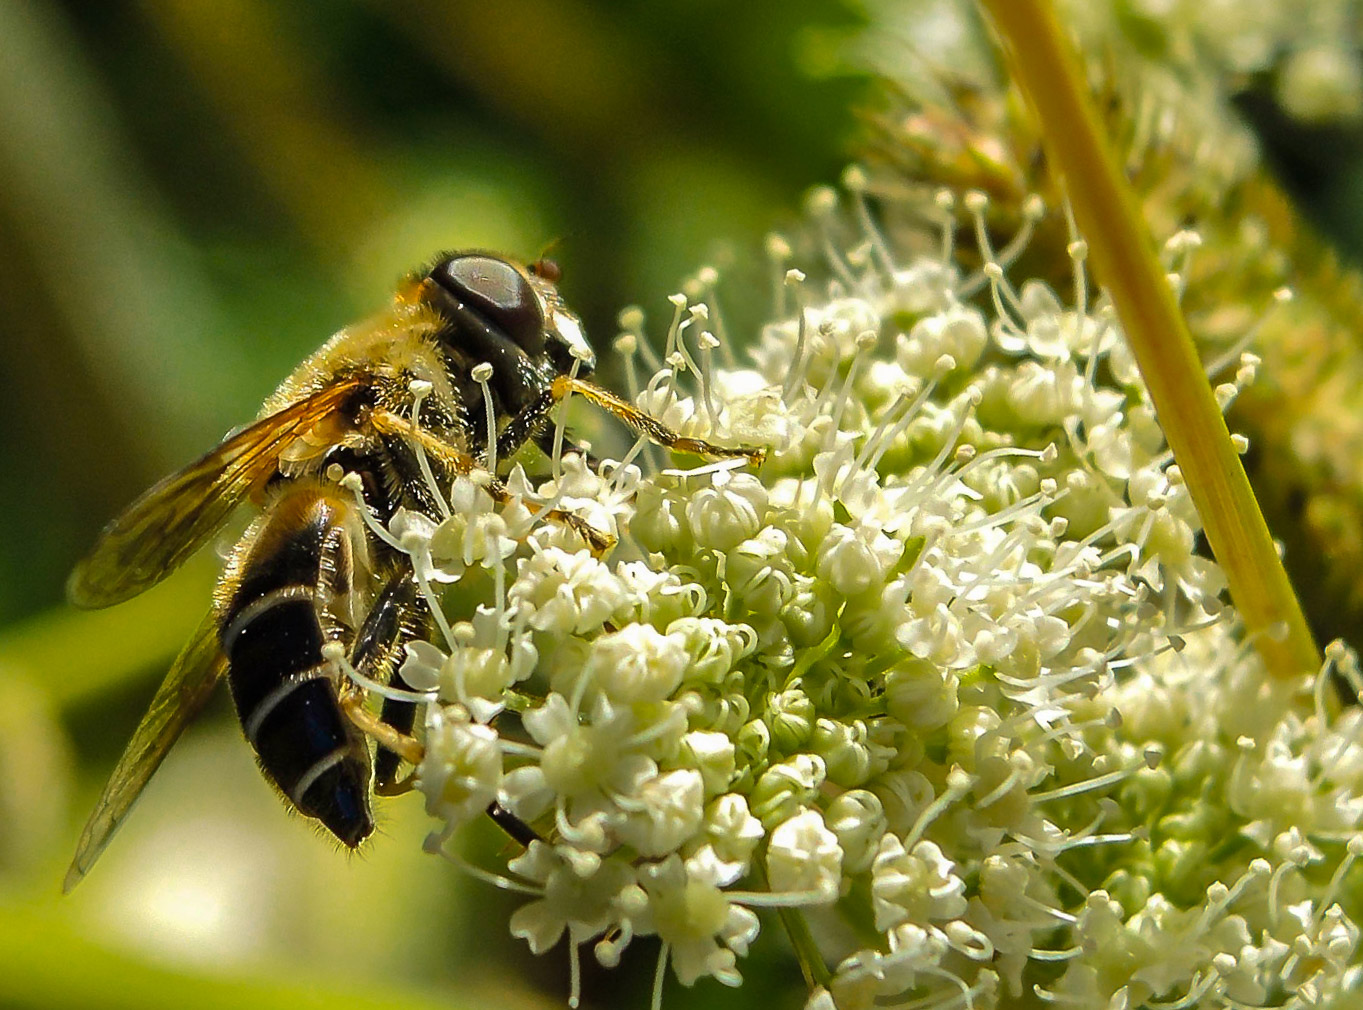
[218,483,374,846]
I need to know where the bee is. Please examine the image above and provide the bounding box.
[64,251,763,892]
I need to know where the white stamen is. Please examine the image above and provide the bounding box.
[472,362,498,476]
[422,833,542,895]
[408,379,452,519]
[551,350,588,484]
[340,472,404,551]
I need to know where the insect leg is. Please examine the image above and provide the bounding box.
[339,691,423,767]
[559,377,766,465]
[347,566,432,795]
[498,376,766,467]
[367,408,615,554]
[338,688,541,846]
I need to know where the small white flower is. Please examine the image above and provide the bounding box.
[582,624,688,705]
[699,793,764,879]
[638,852,761,986]
[870,835,968,932]
[418,707,502,831]
[679,730,736,795]
[897,303,988,374]
[509,547,629,635]
[766,808,842,902]
[399,639,445,693]
[616,768,705,857]
[825,789,888,874]
[506,694,665,835]
[815,521,903,597]
[390,508,459,584]
[432,479,518,571]
[685,471,768,551]
[508,842,637,953]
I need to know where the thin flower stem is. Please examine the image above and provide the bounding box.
[976,0,1319,680]
[750,859,832,990]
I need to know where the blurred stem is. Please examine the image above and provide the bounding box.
[0,1,241,463]
[139,0,388,258]
[976,0,1320,679]
[0,899,471,1010]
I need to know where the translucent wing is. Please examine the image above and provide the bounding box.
[68,377,364,609]
[64,610,226,892]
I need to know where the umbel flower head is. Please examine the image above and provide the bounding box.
[343,175,1363,1009]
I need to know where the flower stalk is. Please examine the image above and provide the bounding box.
[976,0,1320,679]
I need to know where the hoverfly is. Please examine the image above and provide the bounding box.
[65,252,763,892]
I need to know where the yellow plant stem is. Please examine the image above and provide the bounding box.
[977,0,1319,679]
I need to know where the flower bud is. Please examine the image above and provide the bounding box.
[826,789,888,874]
[884,658,959,731]
[767,808,842,901]
[584,624,688,704]
[680,730,737,794]
[632,482,687,553]
[751,754,826,828]
[817,522,903,597]
[811,717,874,787]
[667,617,754,686]
[686,472,768,551]
[782,578,839,649]
[726,526,796,617]
[767,687,816,752]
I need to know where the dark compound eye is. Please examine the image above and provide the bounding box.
[429,254,545,353]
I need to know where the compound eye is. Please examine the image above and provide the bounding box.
[429,254,545,353]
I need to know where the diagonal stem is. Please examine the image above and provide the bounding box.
[750,858,832,990]
[976,0,1320,679]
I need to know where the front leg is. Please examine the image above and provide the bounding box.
[498,376,767,467]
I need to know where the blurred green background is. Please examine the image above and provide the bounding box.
[6,0,1363,1008]
[0,1,867,1007]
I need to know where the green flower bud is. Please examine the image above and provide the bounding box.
[751,754,827,829]
[825,789,888,874]
[767,686,816,753]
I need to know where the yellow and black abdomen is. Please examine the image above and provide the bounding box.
[217,483,374,847]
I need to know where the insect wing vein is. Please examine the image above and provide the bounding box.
[68,378,363,609]
[64,611,227,892]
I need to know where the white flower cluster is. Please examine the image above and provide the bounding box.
[1060,0,1363,123]
[864,0,1363,125]
[364,183,1363,1009]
